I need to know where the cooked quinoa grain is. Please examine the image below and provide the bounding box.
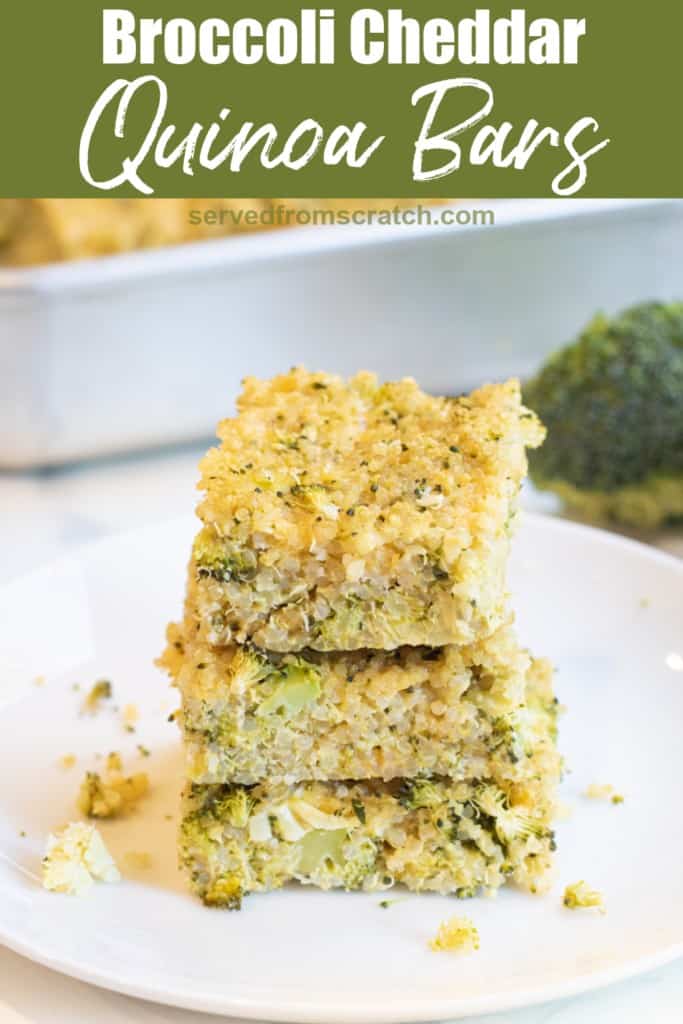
[190,371,544,652]
[429,915,480,953]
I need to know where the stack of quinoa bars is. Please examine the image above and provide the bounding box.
[160,369,561,909]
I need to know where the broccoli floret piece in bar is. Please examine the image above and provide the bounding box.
[525,302,683,528]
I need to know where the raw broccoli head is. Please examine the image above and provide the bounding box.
[525,302,683,494]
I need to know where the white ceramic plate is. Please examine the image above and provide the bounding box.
[0,514,682,1023]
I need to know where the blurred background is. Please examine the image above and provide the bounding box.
[1,196,682,581]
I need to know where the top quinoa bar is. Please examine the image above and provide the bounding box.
[191,370,544,652]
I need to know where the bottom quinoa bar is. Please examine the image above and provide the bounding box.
[179,660,560,908]
[180,771,559,909]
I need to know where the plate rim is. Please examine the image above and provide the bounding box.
[1,921,682,1023]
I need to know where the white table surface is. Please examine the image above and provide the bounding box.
[1,445,681,1024]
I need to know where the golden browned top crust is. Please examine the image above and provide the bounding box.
[197,369,545,568]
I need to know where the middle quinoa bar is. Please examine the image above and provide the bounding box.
[190,370,544,652]
[161,618,552,786]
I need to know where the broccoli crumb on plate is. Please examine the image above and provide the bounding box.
[563,881,605,912]
[584,783,624,804]
[106,751,123,773]
[77,766,149,819]
[82,679,113,714]
[525,302,683,529]
[429,915,480,953]
[42,823,120,895]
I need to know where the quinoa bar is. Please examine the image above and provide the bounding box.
[161,617,553,786]
[190,370,544,652]
[179,708,560,909]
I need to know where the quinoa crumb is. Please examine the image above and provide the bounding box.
[58,754,77,770]
[122,704,139,732]
[34,675,45,687]
[563,881,605,912]
[82,680,113,714]
[429,916,480,953]
[584,783,624,804]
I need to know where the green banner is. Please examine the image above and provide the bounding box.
[2,2,681,197]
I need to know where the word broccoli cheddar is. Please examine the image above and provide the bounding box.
[162,369,560,909]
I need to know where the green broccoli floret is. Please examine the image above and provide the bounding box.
[296,830,377,889]
[203,785,254,828]
[202,874,243,910]
[397,778,443,810]
[340,837,378,888]
[524,302,683,528]
[193,527,257,582]
[296,829,348,874]
[256,659,322,719]
[228,647,272,690]
[314,596,366,647]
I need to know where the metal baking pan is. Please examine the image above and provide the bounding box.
[1,198,681,468]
